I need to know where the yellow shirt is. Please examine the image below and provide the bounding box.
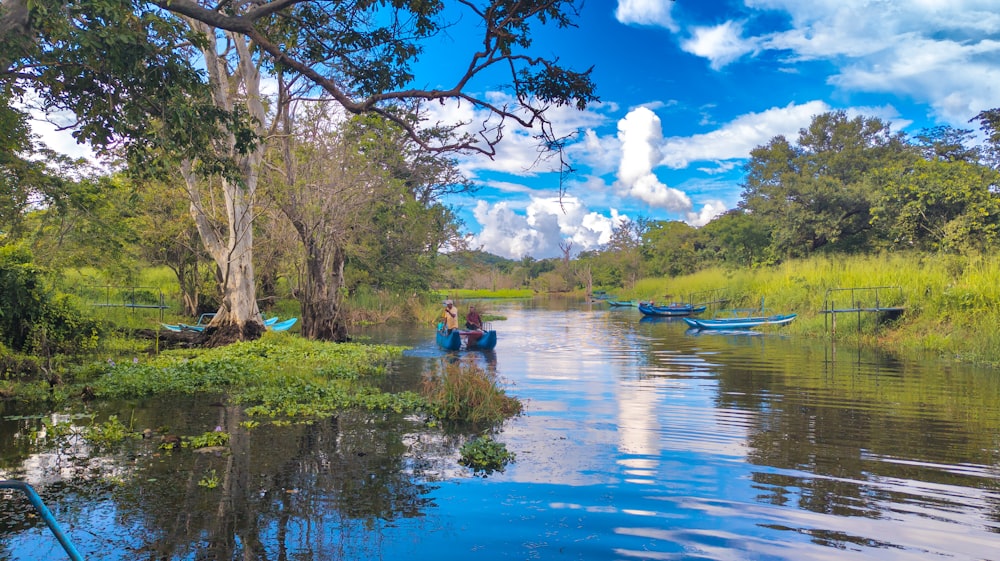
[443,306,459,330]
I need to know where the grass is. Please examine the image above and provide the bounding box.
[634,252,1000,366]
[421,356,523,425]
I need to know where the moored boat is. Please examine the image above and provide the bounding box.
[683,314,796,330]
[638,302,707,317]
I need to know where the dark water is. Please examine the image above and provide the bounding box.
[2,298,1000,560]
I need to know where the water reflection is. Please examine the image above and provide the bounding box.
[2,298,999,560]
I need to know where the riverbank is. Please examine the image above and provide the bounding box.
[618,252,1000,368]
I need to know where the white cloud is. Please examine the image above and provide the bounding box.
[471,197,623,259]
[420,92,612,178]
[681,21,757,70]
[615,107,692,212]
[686,200,728,227]
[615,0,679,32]
[660,100,831,168]
[707,1,1000,125]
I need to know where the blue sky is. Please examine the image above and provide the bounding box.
[412,0,1000,259]
[30,1,1000,260]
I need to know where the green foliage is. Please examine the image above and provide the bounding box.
[459,436,515,476]
[184,430,229,449]
[197,469,220,489]
[869,158,1000,252]
[83,415,137,448]
[739,111,909,257]
[93,332,419,420]
[421,358,522,424]
[0,243,103,355]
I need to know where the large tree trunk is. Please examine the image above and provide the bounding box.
[298,236,348,342]
[179,21,267,346]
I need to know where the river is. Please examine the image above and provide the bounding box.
[1,298,999,560]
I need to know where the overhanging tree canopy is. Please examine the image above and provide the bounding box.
[2,0,598,343]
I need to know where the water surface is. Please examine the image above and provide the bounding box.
[2,298,999,560]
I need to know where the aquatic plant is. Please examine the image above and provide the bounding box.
[421,358,523,424]
[184,430,229,449]
[90,332,424,420]
[83,415,137,448]
[197,469,220,489]
[458,435,515,475]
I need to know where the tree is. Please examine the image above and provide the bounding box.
[3,0,597,344]
[131,176,214,316]
[869,156,1000,253]
[698,210,772,267]
[641,220,700,277]
[739,111,908,257]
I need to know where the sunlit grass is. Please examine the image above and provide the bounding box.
[641,252,1000,366]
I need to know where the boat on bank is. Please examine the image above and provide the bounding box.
[638,302,707,317]
[683,314,797,330]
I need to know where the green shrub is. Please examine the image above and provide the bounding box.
[0,243,103,355]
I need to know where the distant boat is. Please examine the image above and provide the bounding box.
[683,314,797,331]
[638,302,707,317]
[436,328,498,351]
[608,300,637,307]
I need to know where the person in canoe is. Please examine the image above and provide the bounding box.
[442,300,459,333]
[465,305,482,330]
[463,304,485,346]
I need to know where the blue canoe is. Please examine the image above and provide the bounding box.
[269,317,297,332]
[683,314,797,330]
[162,315,283,332]
[638,303,707,317]
[436,328,498,351]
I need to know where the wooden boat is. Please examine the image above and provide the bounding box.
[162,315,282,332]
[269,317,297,332]
[436,328,498,351]
[638,303,707,317]
[683,314,797,330]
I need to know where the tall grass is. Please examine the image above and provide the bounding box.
[639,252,1000,366]
[421,357,523,425]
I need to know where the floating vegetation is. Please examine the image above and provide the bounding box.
[459,436,515,476]
[92,333,419,420]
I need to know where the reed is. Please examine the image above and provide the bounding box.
[421,356,523,424]
[645,252,1000,366]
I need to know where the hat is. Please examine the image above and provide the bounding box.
[444,299,453,305]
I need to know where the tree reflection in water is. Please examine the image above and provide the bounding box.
[0,400,472,561]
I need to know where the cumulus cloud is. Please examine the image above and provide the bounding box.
[471,197,624,259]
[686,199,728,227]
[660,100,831,168]
[681,21,757,70]
[419,93,612,178]
[615,107,692,212]
[698,1,1000,125]
[615,0,679,32]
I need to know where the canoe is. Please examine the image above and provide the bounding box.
[683,314,797,330]
[162,315,281,332]
[608,300,637,307]
[269,318,298,332]
[436,328,498,351]
[638,303,707,317]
